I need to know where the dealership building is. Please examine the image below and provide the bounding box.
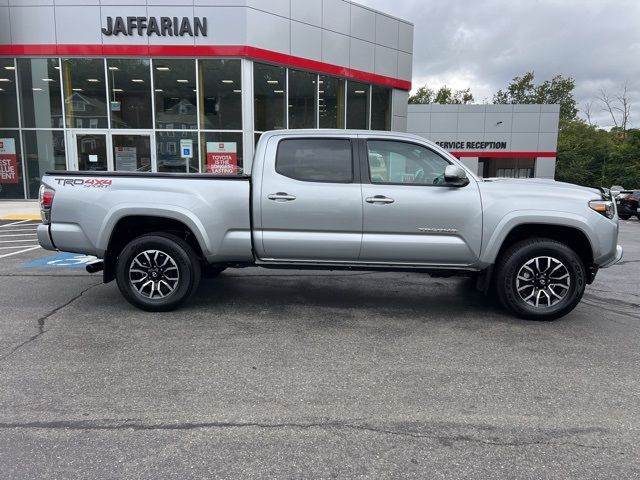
[0,0,558,200]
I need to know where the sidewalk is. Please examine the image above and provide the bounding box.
[0,201,41,221]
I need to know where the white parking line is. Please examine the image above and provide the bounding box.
[0,233,38,238]
[0,239,41,243]
[0,246,41,259]
[0,228,38,233]
[0,245,39,250]
[0,220,35,228]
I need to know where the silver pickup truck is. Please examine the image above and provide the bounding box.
[38,130,622,320]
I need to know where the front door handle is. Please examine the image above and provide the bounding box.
[268,192,297,202]
[365,195,395,204]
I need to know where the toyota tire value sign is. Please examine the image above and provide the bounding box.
[0,139,18,184]
[207,142,237,175]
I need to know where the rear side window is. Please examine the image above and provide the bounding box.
[276,139,353,183]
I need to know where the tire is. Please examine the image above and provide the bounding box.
[494,238,586,321]
[619,215,631,220]
[115,233,201,312]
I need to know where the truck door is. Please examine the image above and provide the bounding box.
[256,136,363,262]
[359,138,482,266]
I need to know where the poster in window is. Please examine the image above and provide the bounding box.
[115,146,137,171]
[207,142,237,175]
[0,139,19,184]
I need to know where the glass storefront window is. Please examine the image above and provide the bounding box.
[288,69,317,129]
[346,81,369,129]
[199,59,242,130]
[200,132,244,175]
[0,131,24,199]
[107,59,152,129]
[254,62,286,131]
[156,131,199,173]
[0,59,19,128]
[154,59,197,130]
[371,86,391,131]
[319,75,345,129]
[17,58,63,129]
[62,59,108,129]
[113,134,152,172]
[23,130,66,198]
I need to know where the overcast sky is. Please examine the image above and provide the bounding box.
[359,0,640,128]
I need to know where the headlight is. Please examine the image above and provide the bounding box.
[589,200,615,219]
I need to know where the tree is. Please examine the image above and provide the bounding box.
[409,84,474,105]
[598,83,632,140]
[493,72,578,121]
[555,119,612,186]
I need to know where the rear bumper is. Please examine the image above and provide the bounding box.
[37,224,56,251]
[600,245,623,268]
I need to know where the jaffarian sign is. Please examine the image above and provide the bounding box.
[207,142,238,175]
[102,16,207,37]
[0,139,18,184]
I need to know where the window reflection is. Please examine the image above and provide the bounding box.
[62,59,108,129]
[254,63,286,131]
[0,59,19,128]
[346,81,369,129]
[288,69,317,129]
[23,130,66,198]
[107,59,152,129]
[154,59,197,130]
[319,75,345,129]
[156,131,199,173]
[18,58,63,129]
[371,86,391,131]
[200,60,242,130]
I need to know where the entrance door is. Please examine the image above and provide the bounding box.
[72,132,108,171]
[112,133,153,172]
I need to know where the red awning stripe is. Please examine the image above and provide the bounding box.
[0,43,412,90]
[451,151,556,158]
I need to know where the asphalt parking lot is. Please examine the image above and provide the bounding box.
[0,219,639,479]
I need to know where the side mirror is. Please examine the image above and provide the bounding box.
[444,165,470,187]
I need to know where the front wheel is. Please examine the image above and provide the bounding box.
[115,233,201,312]
[619,214,631,220]
[494,238,586,321]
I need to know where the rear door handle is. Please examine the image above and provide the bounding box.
[268,192,297,201]
[365,195,395,204]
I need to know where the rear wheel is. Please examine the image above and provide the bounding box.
[494,238,585,321]
[115,233,201,311]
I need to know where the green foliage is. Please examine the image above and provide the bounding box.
[494,72,578,121]
[556,120,640,188]
[409,84,474,105]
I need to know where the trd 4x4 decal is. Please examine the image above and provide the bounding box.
[54,178,112,188]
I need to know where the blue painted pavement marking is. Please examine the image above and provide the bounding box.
[23,252,98,269]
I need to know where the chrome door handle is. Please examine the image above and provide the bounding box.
[268,192,297,201]
[365,195,395,204]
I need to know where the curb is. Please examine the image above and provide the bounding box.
[0,214,41,221]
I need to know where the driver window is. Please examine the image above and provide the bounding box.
[367,140,450,185]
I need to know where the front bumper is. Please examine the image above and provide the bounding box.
[600,245,623,268]
[37,224,56,251]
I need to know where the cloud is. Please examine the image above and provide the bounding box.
[358,0,640,127]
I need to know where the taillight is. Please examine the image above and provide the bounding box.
[38,185,54,224]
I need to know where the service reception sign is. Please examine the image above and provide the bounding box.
[207,142,237,175]
[0,139,18,184]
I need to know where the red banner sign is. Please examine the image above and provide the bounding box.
[206,142,238,175]
[0,139,19,184]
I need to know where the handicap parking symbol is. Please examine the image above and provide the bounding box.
[23,252,98,269]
